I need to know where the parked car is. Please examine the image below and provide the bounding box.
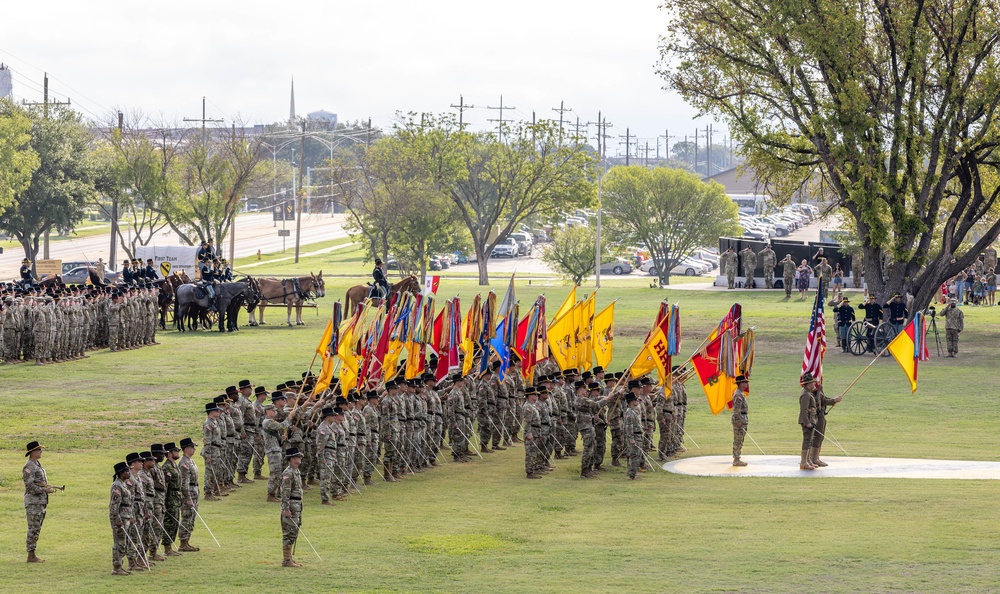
[490,241,518,258]
[61,266,121,284]
[599,258,633,275]
[640,258,702,277]
[429,258,442,271]
[509,232,533,255]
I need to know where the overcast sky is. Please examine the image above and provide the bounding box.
[1,0,726,158]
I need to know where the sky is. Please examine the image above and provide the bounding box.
[1,0,727,159]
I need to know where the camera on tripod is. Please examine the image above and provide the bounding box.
[925,305,937,318]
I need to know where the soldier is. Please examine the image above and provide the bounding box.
[160,442,183,557]
[945,298,964,357]
[237,380,258,483]
[884,292,908,334]
[108,292,123,352]
[523,387,543,478]
[177,437,201,553]
[577,381,613,478]
[985,244,998,275]
[478,367,498,453]
[670,367,688,454]
[147,446,168,561]
[262,394,294,501]
[124,452,150,572]
[23,440,56,563]
[654,381,675,461]
[721,248,738,289]
[760,244,777,289]
[739,246,758,289]
[280,447,305,568]
[252,386,268,479]
[731,374,750,467]
[201,402,224,500]
[833,296,856,353]
[537,386,556,470]
[316,407,338,505]
[798,373,819,471]
[816,257,833,300]
[138,451,160,563]
[592,368,610,471]
[363,392,382,484]
[110,461,134,576]
[809,378,841,468]
[608,373,626,466]
[380,380,402,481]
[623,382,644,480]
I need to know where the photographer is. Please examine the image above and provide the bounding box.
[945,298,964,357]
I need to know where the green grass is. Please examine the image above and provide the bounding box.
[2,282,999,592]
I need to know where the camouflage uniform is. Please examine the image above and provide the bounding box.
[721,250,738,289]
[202,415,223,497]
[161,456,181,549]
[740,247,758,288]
[178,454,199,542]
[731,388,749,464]
[522,397,543,476]
[109,475,133,572]
[760,247,777,289]
[781,257,797,297]
[22,458,50,555]
[280,462,303,552]
[624,402,644,479]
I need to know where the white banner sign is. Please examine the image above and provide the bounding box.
[135,245,200,279]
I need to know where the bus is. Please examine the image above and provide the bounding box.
[729,194,768,215]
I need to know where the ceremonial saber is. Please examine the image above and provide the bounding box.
[121,524,151,572]
[683,429,701,449]
[745,431,766,455]
[455,425,483,460]
[813,428,850,456]
[291,519,322,561]
[193,507,222,547]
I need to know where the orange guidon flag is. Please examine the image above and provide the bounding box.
[628,311,672,396]
[887,312,930,393]
[692,332,736,415]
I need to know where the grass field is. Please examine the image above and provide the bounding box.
[2,275,999,592]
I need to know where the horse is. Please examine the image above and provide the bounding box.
[158,271,190,330]
[174,281,256,332]
[345,275,421,312]
[249,272,326,327]
[217,278,260,332]
[37,275,64,289]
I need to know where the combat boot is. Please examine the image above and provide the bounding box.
[811,446,828,467]
[253,473,265,481]
[266,494,280,503]
[526,472,542,479]
[204,493,221,502]
[112,566,130,576]
[164,544,182,557]
[364,477,374,486]
[178,540,200,552]
[150,547,166,562]
[282,545,300,568]
[26,550,44,563]
[799,450,816,470]
[238,473,253,484]
[732,457,748,467]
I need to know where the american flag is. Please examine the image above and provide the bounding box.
[802,279,827,382]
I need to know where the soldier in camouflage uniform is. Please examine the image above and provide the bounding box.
[721,248,738,289]
[316,407,339,505]
[202,402,224,500]
[654,382,676,461]
[670,370,688,455]
[380,380,402,480]
[177,437,201,552]
[536,386,556,470]
[23,441,56,563]
[124,452,150,571]
[363,392,382,483]
[236,380,258,483]
[780,254,796,298]
[478,368,499,453]
[760,244,777,289]
[731,375,750,467]
[623,385,645,480]
[261,396,293,502]
[280,447,305,567]
[251,386,268,479]
[110,461,134,575]
[576,381,613,478]
[160,442,183,556]
[137,452,159,563]
[740,246,758,289]
[522,387,544,478]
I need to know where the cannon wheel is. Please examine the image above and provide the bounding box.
[873,322,897,356]
[847,321,869,356]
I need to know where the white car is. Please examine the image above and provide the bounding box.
[509,232,533,255]
[640,258,703,277]
[490,238,518,258]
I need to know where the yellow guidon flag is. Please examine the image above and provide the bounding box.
[553,286,577,321]
[628,309,673,396]
[337,323,358,393]
[547,300,579,371]
[592,301,615,370]
[577,292,596,371]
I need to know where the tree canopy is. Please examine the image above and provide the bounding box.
[661,0,1000,309]
[0,99,39,216]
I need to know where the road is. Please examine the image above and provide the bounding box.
[0,213,350,278]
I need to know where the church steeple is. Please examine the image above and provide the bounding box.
[289,76,296,123]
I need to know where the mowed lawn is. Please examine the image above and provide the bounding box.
[1,278,999,592]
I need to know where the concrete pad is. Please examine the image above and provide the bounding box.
[663,455,1000,480]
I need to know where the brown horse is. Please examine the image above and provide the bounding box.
[249,271,326,327]
[158,271,190,329]
[345,275,421,313]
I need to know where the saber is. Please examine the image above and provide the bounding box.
[683,429,700,449]
[745,431,766,455]
[357,447,385,481]
[151,513,174,544]
[132,523,152,569]
[812,428,850,456]
[388,438,416,474]
[121,522,151,572]
[640,449,659,472]
[290,518,322,561]
[192,507,222,547]
[454,424,483,460]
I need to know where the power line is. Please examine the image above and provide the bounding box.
[485,95,516,142]
[450,95,475,130]
[182,96,224,143]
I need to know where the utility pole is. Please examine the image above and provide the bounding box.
[182,96,223,144]
[110,111,123,269]
[705,124,714,177]
[486,95,516,143]
[694,129,700,176]
[658,129,674,163]
[295,120,306,263]
[22,73,71,260]
[588,112,613,288]
[450,95,475,130]
[552,100,572,144]
[366,117,373,147]
[573,116,583,143]
[619,128,632,166]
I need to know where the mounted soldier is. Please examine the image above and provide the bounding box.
[19,259,36,291]
[198,257,217,312]
[371,259,390,300]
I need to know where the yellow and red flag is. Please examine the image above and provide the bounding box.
[592,301,615,370]
[629,310,672,393]
[887,312,930,393]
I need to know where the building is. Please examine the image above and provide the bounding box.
[706,165,811,203]
[307,110,337,126]
[0,64,12,99]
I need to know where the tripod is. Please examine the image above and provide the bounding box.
[926,311,943,357]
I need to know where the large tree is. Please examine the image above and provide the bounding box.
[0,104,96,264]
[603,166,739,285]
[0,99,39,215]
[661,0,1000,310]
[543,224,605,285]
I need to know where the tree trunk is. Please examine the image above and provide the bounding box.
[475,241,489,285]
[418,239,427,286]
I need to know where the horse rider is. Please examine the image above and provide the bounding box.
[199,257,218,311]
[19,258,36,290]
[143,259,158,282]
[372,259,390,299]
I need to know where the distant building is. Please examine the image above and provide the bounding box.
[0,64,12,99]
[706,165,811,204]
[307,110,338,125]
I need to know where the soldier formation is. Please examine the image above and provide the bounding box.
[1,282,159,363]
